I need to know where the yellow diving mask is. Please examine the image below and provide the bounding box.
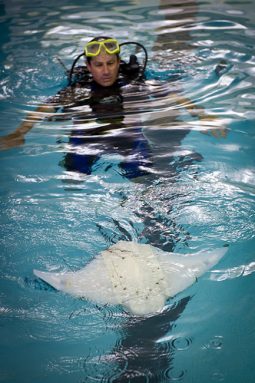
[84,38,120,57]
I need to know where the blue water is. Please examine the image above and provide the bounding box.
[0,0,255,382]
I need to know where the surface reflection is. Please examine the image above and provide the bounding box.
[112,297,191,382]
[81,297,191,382]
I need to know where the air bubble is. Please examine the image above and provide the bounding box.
[165,367,186,381]
[171,336,192,351]
[209,336,223,350]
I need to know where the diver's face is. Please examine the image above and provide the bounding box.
[87,51,120,87]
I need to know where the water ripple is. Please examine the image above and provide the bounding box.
[165,367,186,381]
[171,336,192,351]
[81,349,129,383]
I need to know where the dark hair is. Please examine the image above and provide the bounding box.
[85,36,120,63]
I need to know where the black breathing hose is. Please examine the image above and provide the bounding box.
[68,52,85,86]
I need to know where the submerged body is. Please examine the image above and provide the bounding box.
[34,240,227,316]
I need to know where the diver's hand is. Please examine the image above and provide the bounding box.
[199,115,228,138]
[203,127,228,139]
[0,132,25,150]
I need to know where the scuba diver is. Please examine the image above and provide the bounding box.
[0,36,155,179]
[57,37,153,179]
[0,36,147,148]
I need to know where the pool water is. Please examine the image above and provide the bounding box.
[0,0,255,382]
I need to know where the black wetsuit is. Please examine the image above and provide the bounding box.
[60,79,153,179]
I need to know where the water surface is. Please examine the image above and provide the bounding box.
[0,0,254,382]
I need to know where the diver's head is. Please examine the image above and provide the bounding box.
[85,37,120,87]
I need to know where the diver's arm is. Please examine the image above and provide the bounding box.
[0,104,56,150]
[175,94,227,138]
